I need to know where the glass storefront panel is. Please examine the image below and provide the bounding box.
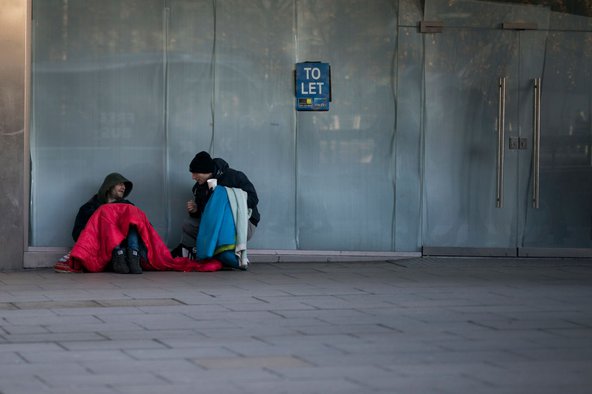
[394,27,423,251]
[213,0,296,249]
[521,29,592,249]
[31,0,589,255]
[166,0,215,246]
[30,0,166,246]
[422,0,592,255]
[295,0,398,251]
[424,0,550,29]
[29,0,403,252]
[399,0,423,26]
[422,28,520,249]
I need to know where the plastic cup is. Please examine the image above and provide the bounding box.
[207,179,217,190]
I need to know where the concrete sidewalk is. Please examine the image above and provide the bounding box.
[0,257,591,394]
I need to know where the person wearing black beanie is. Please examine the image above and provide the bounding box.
[172,151,260,259]
[189,151,215,174]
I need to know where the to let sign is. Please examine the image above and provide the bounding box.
[295,62,331,111]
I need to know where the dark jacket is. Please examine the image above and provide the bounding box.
[72,173,134,241]
[191,158,260,226]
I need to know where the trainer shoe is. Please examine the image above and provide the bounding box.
[53,261,82,273]
[111,248,129,274]
[127,248,142,274]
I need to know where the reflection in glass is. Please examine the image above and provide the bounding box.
[296,0,398,251]
[30,0,167,246]
[522,29,592,248]
[29,0,401,252]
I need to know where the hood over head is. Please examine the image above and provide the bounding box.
[97,172,133,203]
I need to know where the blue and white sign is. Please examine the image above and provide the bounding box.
[295,62,331,111]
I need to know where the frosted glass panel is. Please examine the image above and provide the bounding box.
[30,0,166,246]
[550,10,592,31]
[166,0,215,246]
[425,0,551,29]
[395,27,423,251]
[399,0,423,26]
[296,0,397,251]
[213,0,296,249]
[30,0,405,252]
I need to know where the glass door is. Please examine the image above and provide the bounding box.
[422,0,592,257]
[519,30,592,256]
[422,28,521,255]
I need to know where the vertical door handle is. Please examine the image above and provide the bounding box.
[496,77,506,208]
[532,78,541,208]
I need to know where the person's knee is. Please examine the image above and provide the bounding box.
[182,219,199,237]
[182,220,196,233]
[181,221,193,234]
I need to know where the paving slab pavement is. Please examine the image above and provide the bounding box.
[0,257,591,393]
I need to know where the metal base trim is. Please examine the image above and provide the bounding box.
[519,248,592,258]
[422,246,516,257]
[252,250,421,263]
[423,246,592,258]
[24,249,421,268]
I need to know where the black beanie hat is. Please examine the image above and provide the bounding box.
[189,151,215,173]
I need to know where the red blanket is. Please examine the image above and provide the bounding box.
[69,204,221,272]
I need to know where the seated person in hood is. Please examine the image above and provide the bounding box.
[72,172,144,274]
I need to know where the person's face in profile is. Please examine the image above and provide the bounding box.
[109,182,126,201]
[192,172,212,185]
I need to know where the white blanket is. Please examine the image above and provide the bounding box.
[225,187,251,269]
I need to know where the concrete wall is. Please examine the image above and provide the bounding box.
[0,0,26,270]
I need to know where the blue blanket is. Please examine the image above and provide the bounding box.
[196,186,239,268]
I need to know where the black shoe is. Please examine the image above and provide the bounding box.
[112,248,129,274]
[127,248,142,274]
[171,243,194,258]
[188,247,197,260]
[171,243,184,258]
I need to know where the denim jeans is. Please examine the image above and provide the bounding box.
[126,225,140,251]
[115,225,146,258]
